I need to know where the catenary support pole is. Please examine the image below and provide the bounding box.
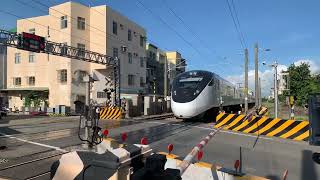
[244,48,249,114]
[255,43,259,108]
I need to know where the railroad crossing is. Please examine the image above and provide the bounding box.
[0,114,319,180]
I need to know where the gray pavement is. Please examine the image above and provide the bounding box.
[0,115,319,180]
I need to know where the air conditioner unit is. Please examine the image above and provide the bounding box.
[121,46,127,53]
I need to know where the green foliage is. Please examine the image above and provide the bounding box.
[278,94,287,103]
[288,62,320,106]
[23,91,47,108]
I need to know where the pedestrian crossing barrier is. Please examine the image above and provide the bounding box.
[215,113,309,141]
[157,152,270,180]
[50,133,270,180]
[99,106,122,120]
[51,141,152,179]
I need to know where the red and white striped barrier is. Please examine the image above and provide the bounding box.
[177,126,223,175]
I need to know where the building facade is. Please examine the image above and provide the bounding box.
[165,51,186,94]
[6,2,146,112]
[0,42,7,106]
[145,45,186,96]
[146,43,166,96]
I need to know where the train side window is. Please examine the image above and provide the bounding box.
[208,79,214,86]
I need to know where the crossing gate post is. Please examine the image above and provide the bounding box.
[309,93,320,145]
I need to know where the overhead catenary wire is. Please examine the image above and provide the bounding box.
[0,8,104,47]
[159,0,240,73]
[225,0,247,49]
[135,0,205,59]
[230,0,248,48]
[30,0,138,49]
[160,0,227,62]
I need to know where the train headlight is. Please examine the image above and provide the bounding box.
[193,90,200,95]
[174,91,177,95]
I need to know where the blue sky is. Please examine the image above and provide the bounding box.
[0,0,319,94]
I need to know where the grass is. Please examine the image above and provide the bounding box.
[262,101,309,121]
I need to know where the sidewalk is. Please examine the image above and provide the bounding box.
[0,116,79,127]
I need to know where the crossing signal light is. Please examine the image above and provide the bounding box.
[107,92,111,100]
[19,32,45,53]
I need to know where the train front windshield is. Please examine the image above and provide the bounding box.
[172,71,212,103]
[177,77,203,88]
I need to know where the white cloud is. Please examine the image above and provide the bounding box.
[226,59,320,97]
[293,59,320,74]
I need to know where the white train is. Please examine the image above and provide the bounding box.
[171,70,254,119]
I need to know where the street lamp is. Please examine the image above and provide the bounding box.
[262,60,279,118]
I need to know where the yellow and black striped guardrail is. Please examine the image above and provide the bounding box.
[214,113,309,141]
[99,106,122,120]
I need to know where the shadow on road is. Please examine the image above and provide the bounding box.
[301,150,318,180]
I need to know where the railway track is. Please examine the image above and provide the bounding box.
[0,114,179,179]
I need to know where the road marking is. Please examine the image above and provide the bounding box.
[144,121,273,140]
[0,132,67,152]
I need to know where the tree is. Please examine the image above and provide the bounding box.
[23,91,48,110]
[310,74,320,94]
[288,63,312,106]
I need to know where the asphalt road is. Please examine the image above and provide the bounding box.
[0,115,319,180]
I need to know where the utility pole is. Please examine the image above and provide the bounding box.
[259,77,262,108]
[164,56,168,99]
[254,43,259,108]
[274,61,278,118]
[84,75,92,146]
[244,48,249,114]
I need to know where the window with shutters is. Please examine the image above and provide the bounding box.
[77,17,85,30]
[77,43,85,57]
[13,77,21,86]
[61,16,67,29]
[128,52,132,64]
[113,21,117,35]
[28,76,35,86]
[15,53,21,64]
[140,35,144,47]
[128,29,132,41]
[128,75,134,86]
[29,52,35,63]
[140,77,144,87]
[58,69,67,83]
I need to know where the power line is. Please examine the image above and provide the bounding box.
[160,0,236,67]
[225,0,247,49]
[230,0,247,48]
[0,8,104,47]
[78,0,105,16]
[135,0,204,58]
[30,0,134,48]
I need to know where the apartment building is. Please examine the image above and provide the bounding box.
[145,44,187,96]
[146,43,166,95]
[6,2,146,112]
[165,51,186,84]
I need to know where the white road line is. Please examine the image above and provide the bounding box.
[0,133,67,152]
[144,121,273,140]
